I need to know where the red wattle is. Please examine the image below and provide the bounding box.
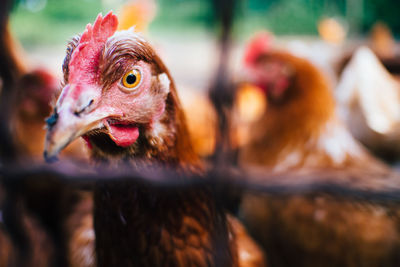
[82,136,93,149]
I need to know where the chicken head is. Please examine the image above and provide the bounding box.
[44,12,171,161]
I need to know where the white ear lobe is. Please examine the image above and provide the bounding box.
[158,73,170,94]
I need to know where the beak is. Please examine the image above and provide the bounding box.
[43,85,105,162]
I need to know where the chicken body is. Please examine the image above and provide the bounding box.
[8,34,88,161]
[336,46,400,162]
[0,18,87,267]
[238,35,400,267]
[44,12,265,267]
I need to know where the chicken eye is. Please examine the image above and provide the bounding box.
[122,69,141,89]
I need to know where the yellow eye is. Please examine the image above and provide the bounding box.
[122,69,141,89]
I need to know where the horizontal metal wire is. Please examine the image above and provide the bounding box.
[2,162,400,205]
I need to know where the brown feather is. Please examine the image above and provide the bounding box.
[62,31,265,267]
[239,51,400,267]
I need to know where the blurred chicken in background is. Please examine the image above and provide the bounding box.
[13,67,58,157]
[336,46,400,163]
[1,18,59,158]
[318,17,348,45]
[0,25,88,161]
[0,8,65,266]
[286,18,346,88]
[0,6,93,266]
[337,22,400,78]
[236,33,382,170]
[369,22,400,76]
[233,82,267,149]
[177,85,217,157]
[370,22,396,59]
[118,0,157,32]
[236,33,400,267]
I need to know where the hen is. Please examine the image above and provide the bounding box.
[336,46,400,162]
[44,12,265,267]
[0,19,87,161]
[13,68,59,157]
[0,13,65,267]
[118,0,157,32]
[7,35,88,161]
[369,22,397,61]
[0,15,95,267]
[237,34,400,267]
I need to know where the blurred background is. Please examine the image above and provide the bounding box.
[10,0,400,44]
[7,0,400,162]
[9,0,400,84]
[5,2,400,267]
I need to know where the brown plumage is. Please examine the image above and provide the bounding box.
[44,12,265,267]
[13,68,61,158]
[0,21,87,161]
[239,51,384,170]
[336,47,400,163]
[0,184,15,267]
[10,33,87,161]
[0,19,58,267]
[0,18,90,267]
[237,34,400,267]
[0,180,68,267]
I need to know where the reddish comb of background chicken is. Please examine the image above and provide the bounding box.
[68,12,118,91]
[244,32,273,66]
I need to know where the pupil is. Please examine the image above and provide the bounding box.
[126,74,137,85]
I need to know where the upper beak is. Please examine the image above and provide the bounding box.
[43,86,104,162]
[44,111,103,162]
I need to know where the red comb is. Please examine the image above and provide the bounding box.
[244,32,273,66]
[68,12,118,86]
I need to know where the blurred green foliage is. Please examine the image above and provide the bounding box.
[10,0,107,46]
[9,0,400,47]
[151,0,213,31]
[363,0,400,35]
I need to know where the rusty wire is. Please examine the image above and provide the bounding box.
[3,161,400,204]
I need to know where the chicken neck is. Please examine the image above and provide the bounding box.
[90,94,236,267]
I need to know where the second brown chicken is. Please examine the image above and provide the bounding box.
[237,33,400,267]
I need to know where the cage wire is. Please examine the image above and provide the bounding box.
[2,0,400,266]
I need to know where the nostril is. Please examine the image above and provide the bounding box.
[74,99,94,117]
[45,112,58,127]
[43,150,58,163]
